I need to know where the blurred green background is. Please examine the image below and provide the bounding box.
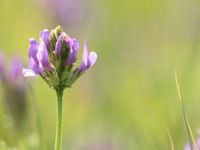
[0,0,200,149]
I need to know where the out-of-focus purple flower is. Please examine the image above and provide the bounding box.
[37,0,91,27]
[23,26,97,89]
[0,53,30,130]
[8,57,23,82]
[0,52,4,78]
[0,54,24,84]
[184,136,200,150]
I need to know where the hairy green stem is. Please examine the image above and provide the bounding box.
[54,88,64,150]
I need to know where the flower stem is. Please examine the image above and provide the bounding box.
[55,88,64,150]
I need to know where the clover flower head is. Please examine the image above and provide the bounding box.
[23,26,97,89]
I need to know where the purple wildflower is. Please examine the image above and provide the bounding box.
[0,54,24,84]
[22,26,97,149]
[0,53,29,129]
[23,26,97,89]
[8,57,23,82]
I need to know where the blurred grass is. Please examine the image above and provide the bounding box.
[0,0,200,149]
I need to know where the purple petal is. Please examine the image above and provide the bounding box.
[22,68,36,77]
[67,39,79,65]
[28,38,42,74]
[79,41,88,71]
[40,29,50,45]
[65,35,73,50]
[55,33,63,56]
[38,42,52,71]
[65,34,73,43]
[88,51,97,67]
[82,41,88,65]
[28,38,38,63]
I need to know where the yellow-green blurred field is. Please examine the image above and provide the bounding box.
[0,0,200,149]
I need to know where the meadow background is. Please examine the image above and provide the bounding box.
[0,0,200,149]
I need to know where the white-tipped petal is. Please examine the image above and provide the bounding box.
[22,68,36,77]
[88,52,97,67]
